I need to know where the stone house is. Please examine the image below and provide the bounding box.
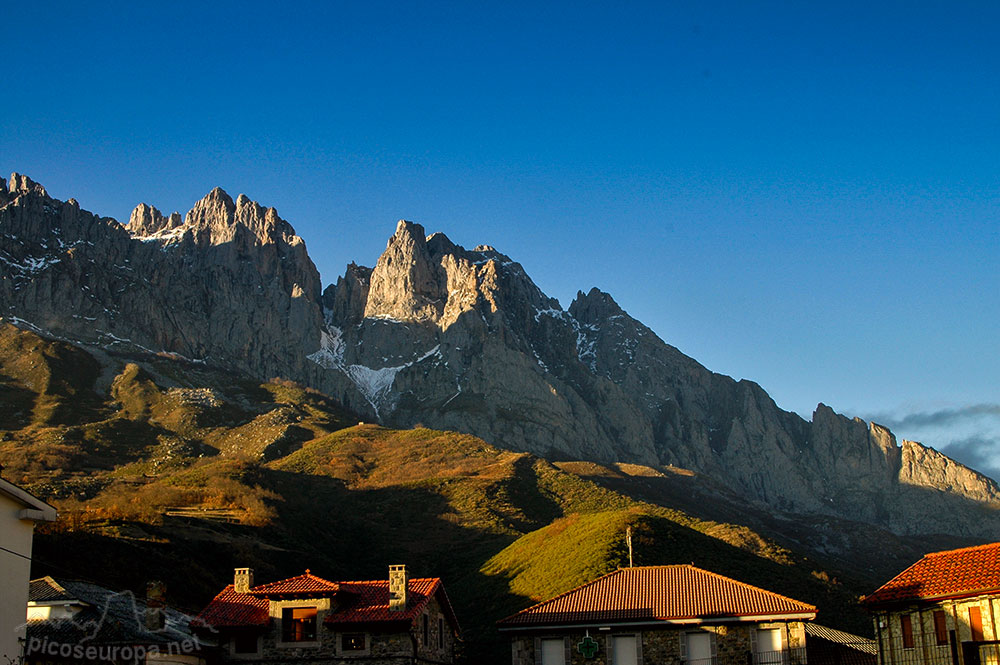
[194,565,459,665]
[497,565,816,665]
[0,476,56,665]
[863,542,1000,665]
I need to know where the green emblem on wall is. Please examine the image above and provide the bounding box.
[577,635,600,659]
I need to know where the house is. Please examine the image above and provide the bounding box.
[496,564,817,665]
[863,542,1000,665]
[0,475,57,665]
[193,565,459,664]
[24,576,211,665]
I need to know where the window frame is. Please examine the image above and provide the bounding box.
[279,606,319,645]
[612,633,641,665]
[334,630,372,656]
[229,633,262,658]
[900,614,914,649]
[933,610,948,646]
[969,606,985,642]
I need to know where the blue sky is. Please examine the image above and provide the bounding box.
[3,1,998,474]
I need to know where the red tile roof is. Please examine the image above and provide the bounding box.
[248,571,341,597]
[864,542,1000,608]
[194,573,459,634]
[325,577,459,632]
[193,585,270,629]
[497,565,817,628]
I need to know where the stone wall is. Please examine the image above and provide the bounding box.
[875,596,1000,665]
[507,621,806,665]
[221,594,455,665]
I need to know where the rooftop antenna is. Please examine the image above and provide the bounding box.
[626,525,634,568]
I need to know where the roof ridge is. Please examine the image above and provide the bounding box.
[250,570,340,591]
[340,577,441,585]
[689,566,817,611]
[924,541,1000,557]
[497,568,626,625]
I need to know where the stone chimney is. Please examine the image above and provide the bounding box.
[234,568,254,594]
[145,581,166,630]
[388,564,408,612]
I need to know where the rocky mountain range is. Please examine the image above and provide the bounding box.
[3,172,998,538]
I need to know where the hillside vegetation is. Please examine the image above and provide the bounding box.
[0,323,905,662]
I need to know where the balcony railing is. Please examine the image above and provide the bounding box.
[684,647,809,665]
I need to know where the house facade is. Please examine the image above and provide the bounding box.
[194,565,459,665]
[0,476,57,664]
[864,542,1000,665]
[497,565,817,665]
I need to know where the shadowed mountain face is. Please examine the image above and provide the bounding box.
[3,174,998,538]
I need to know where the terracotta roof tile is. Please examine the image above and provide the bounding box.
[497,565,817,627]
[864,542,1000,607]
[194,585,270,628]
[195,574,459,634]
[249,570,340,597]
[805,624,878,655]
[325,578,457,630]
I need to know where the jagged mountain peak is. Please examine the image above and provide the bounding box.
[127,203,183,236]
[568,287,627,324]
[5,176,1000,540]
[6,172,48,198]
[124,186,303,250]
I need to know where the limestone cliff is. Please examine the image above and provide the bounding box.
[3,174,998,538]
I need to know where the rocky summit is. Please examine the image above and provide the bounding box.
[3,173,998,538]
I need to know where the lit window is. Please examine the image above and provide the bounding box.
[341,633,366,651]
[281,607,317,642]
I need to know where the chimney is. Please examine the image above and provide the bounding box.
[145,581,166,630]
[234,568,254,594]
[388,565,408,612]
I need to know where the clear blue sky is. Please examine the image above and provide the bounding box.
[3,1,998,473]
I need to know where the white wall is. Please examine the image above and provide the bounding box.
[0,492,37,665]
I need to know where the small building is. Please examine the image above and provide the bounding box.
[805,623,877,665]
[0,476,57,664]
[497,564,817,665]
[863,542,1000,665]
[24,576,211,665]
[194,565,459,664]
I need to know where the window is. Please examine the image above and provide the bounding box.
[341,633,366,651]
[422,614,429,645]
[756,628,783,665]
[685,631,715,665]
[970,607,984,642]
[438,617,444,649]
[934,611,948,646]
[540,638,566,665]
[232,633,260,655]
[281,607,317,642]
[613,634,638,665]
[901,615,914,649]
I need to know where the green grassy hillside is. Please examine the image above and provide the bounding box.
[0,322,899,663]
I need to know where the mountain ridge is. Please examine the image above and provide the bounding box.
[2,172,997,539]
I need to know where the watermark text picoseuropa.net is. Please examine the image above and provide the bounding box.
[26,636,200,664]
